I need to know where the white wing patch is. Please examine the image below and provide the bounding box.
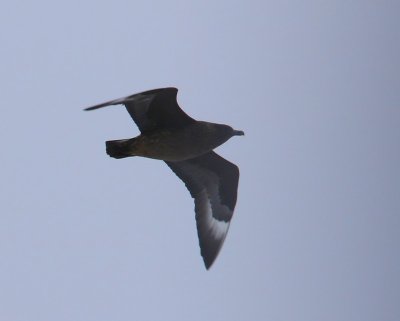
[195,189,230,241]
[164,151,239,269]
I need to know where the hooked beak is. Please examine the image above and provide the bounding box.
[233,129,245,136]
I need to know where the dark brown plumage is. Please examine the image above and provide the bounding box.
[85,87,244,269]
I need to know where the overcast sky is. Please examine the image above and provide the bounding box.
[0,1,399,321]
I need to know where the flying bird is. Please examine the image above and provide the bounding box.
[84,87,244,269]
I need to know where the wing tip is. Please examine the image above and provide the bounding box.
[204,260,213,270]
[83,106,97,111]
[200,230,231,270]
[201,246,223,270]
[83,87,179,112]
[201,251,219,271]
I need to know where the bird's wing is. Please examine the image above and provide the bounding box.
[165,151,239,269]
[84,87,196,133]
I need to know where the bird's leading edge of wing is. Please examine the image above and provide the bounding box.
[84,87,195,132]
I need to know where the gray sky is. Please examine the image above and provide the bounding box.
[1,1,399,320]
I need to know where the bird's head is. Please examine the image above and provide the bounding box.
[216,124,245,138]
[196,121,244,151]
[232,129,245,136]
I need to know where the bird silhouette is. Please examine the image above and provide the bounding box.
[85,87,244,269]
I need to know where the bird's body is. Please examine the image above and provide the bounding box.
[85,87,243,269]
[106,121,239,161]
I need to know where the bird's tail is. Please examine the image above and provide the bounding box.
[105,139,135,159]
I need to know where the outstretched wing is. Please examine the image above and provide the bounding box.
[165,151,240,269]
[84,87,196,133]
